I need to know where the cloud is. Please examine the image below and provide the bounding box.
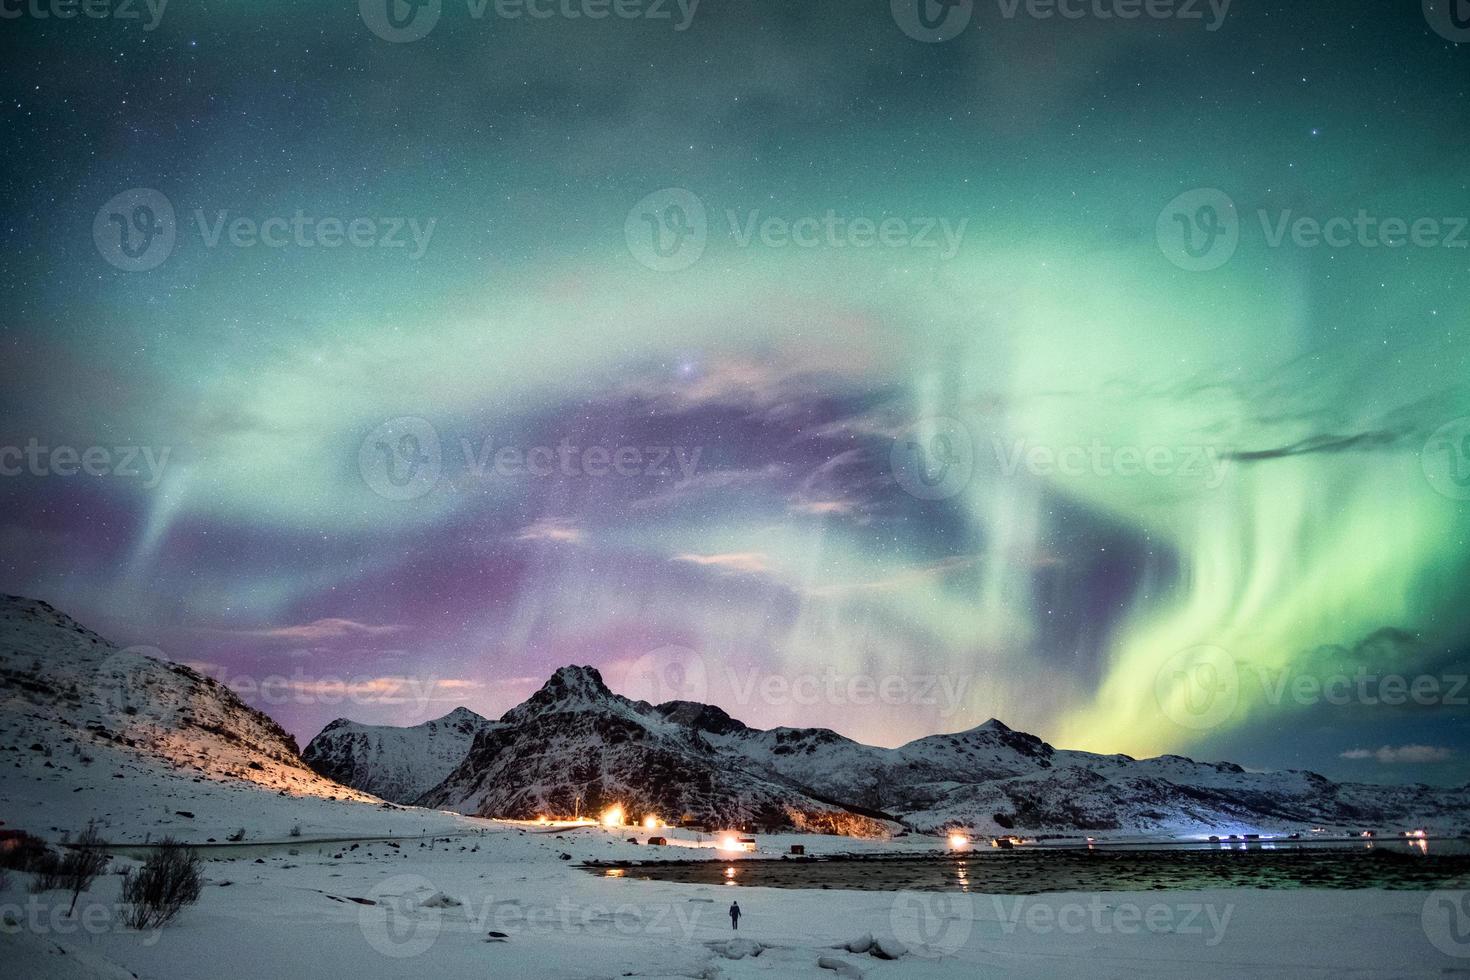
[1224,429,1405,462]
[629,465,786,512]
[671,552,773,576]
[803,555,981,598]
[787,447,877,522]
[219,619,409,643]
[271,676,483,705]
[513,518,586,545]
[1340,744,1454,764]
[620,351,879,422]
[788,499,860,516]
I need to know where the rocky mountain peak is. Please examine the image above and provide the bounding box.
[438,706,487,726]
[500,665,618,723]
[544,664,612,698]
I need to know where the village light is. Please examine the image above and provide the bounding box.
[643,815,660,830]
[600,805,625,827]
[947,833,970,850]
[719,836,741,852]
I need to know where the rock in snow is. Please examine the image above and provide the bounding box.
[816,954,866,978]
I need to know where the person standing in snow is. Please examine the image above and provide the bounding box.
[729,901,741,930]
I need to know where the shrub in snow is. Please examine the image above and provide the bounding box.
[121,840,203,929]
[28,853,64,893]
[62,821,110,915]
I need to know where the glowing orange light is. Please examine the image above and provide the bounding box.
[719,836,741,852]
[600,805,625,828]
[947,833,970,850]
[644,816,660,830]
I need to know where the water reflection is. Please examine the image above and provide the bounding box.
[592,840,1470,894]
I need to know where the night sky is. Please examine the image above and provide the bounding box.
[2,0,1468,785]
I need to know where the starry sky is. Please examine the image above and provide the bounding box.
[2,0,1468,784]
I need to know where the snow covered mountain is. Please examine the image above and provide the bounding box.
[417,666,889,835]
[8,586,1457,844]
[0,594,389,841]
[679,710,1470,837]
[404,664,1467,837]
[302,707,498,803]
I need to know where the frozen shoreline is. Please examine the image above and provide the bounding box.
[9,845,1468,979]
[7,815,1470,979]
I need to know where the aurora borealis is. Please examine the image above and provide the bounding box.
[2,0,1467,784]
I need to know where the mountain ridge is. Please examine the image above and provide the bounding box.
[310,661,1470,837]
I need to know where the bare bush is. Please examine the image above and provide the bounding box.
[63,821,111,915]
[121,840,203,930]
[25,844,64,892]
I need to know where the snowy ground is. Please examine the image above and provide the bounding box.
[6,812,1469,979]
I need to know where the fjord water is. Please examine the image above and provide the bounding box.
[597,841,1470,894]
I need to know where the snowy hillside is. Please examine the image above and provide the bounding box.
[0,594,459,843]
[303,707,498,804]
